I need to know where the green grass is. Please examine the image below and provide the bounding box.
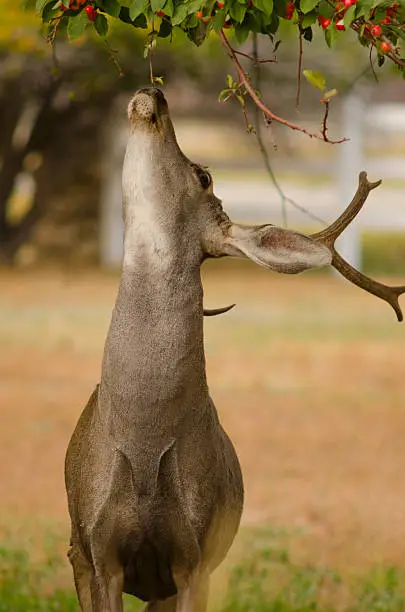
[0,547,77,612]
[362,232,405,276]
[223,529,405,612]
[1,531,405,611]
[0,546,141,612]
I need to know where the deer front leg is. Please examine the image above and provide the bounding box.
[176,569,209,612]
[144,596,178,612]
[90,565,124,612]
[68,543,93,612]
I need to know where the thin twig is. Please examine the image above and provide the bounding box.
[344,60,375,94]
[46,14,63,47]
[149,46,154,85]
[234,49,277,64]
[51,39,60,74]
[296,26,303,110]
[241,102,251,132]
[104,39,124,77]
[369,45,378,82]
[252,34,326,228]
[219,29,347,144]
[321,99,329,141]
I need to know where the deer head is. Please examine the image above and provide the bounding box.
[123,88,405,321]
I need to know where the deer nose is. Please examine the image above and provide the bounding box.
[129,88,167,122]
[136,87,165,102]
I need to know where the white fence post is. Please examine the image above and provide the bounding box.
[336,91,365,271]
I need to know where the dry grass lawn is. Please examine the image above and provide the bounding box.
[1,263,405,577]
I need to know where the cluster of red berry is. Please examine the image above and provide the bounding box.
[365,2,400,51]
[317,0,398,53]
[61,0,98,21]
[192,0,253,27]
[317,0,356,31]
[285,1,295,20]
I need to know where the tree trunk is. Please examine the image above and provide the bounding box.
[0,75,60,264]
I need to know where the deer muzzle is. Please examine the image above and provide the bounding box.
[128,88,168,126]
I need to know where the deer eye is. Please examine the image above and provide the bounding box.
[195,167,211,189]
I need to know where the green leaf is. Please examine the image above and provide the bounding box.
[98,0,121,16]
[67,10,89,40]
[230,3,247,22]
[186,21,208,45]
[94,12,109,35]
[187,13,199,26]
[301,10,316,27]
[274,0,287,17]
[318,0,333,18]
[303,69,326,91]
[211,7,226,30]
[158,19,172,36]
[234,22,250,42]
[355,0,372,17]
[378,53,385,67]
[265,12,279,33]
[325,25,338,47]
[253,0,273,16]
[172,2,188,24]
[226,74,235,88]
[36,0,51,14]
[395,28,405,42]
[129,0,146,20]
[299,0,318,14]
[151,0,165,11]
[42,1,60,22]
[164,0,174,16]
[186,0,203,14]
[343,4,356,28]
[324,88,338,99]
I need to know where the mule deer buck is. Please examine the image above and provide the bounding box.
[65,87,405,612]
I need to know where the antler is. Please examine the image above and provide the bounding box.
[311,171,405,322]
[203,304,235,317]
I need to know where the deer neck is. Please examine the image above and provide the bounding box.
[100,157,208,414]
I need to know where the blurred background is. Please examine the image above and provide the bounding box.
[1,0,405,609]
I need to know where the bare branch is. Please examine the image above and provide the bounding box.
[219,29,347,144]
[234,49,277,64]
[104,40,124,78]
[149,47,154,85]
[296,27,303,110]
[251,34,326,228]
[369,45,378,83]
[321,99,330,141]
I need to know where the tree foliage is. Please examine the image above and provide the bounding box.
[37,0,405,70]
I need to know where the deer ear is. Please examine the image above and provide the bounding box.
[224,224,332,274]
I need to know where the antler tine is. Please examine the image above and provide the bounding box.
[203,304,236,317]
[331,251,405,322]
[310,171,405,322]
[311,172,382,247]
